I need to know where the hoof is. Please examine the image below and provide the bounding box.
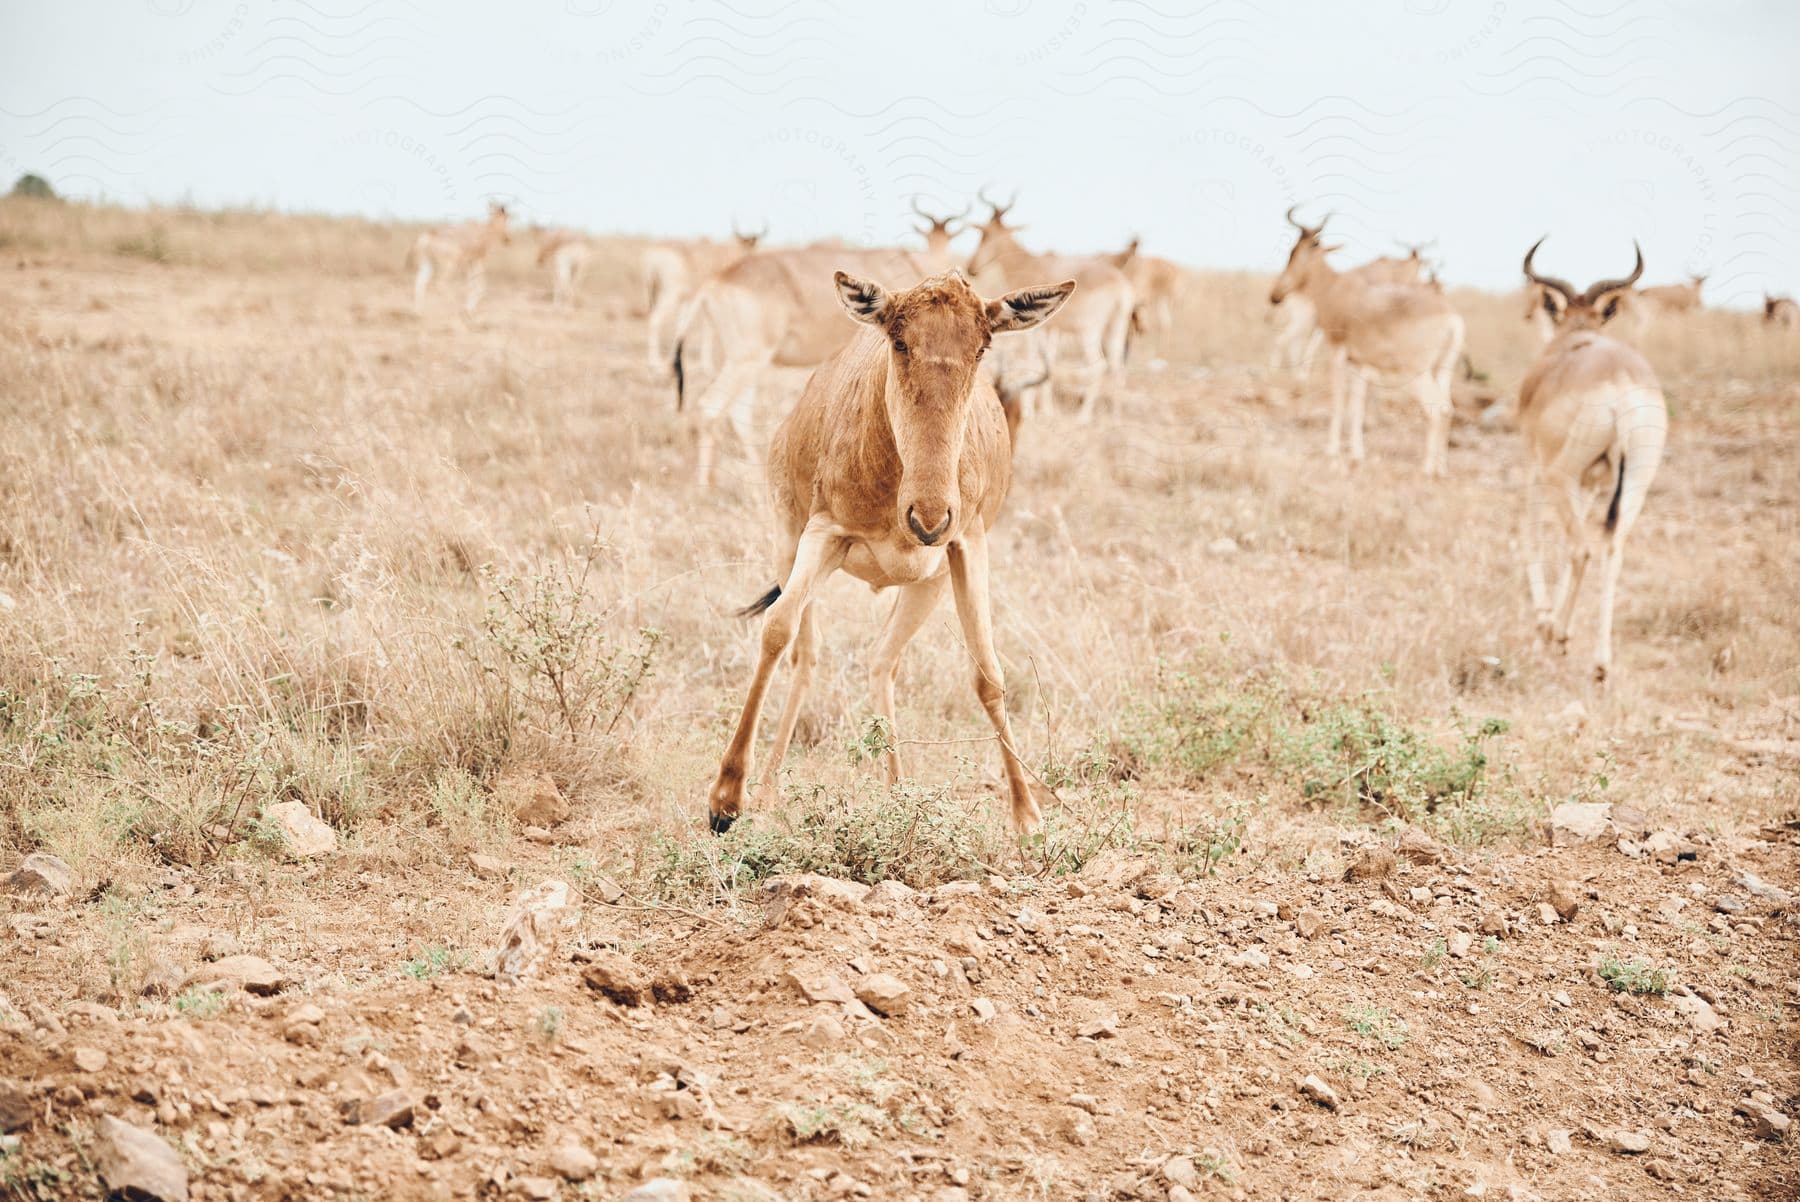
[708,810,736,836]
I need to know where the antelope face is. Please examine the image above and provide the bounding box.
[1523,237,1644,335]
[1270,230,1329,304]
[834,269,1074,546]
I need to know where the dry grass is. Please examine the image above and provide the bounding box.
[1,195,1796,892]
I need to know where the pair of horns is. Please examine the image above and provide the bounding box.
[977,183,1019,220]
[911,196,971,232]
[732,219,769,241]
[1523,236,1644,306]
[1285,204,1328,239]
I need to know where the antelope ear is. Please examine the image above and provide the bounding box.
[987,280,1076,333]
[1593,288,1628,324]
[834,271,890,325]
[1540,288,1568,321]
[1318,242,1343,254]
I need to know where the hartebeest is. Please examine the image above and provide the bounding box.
[967,188,1135,423]
[409,202,511,316]
[1519,238,1668,685]
[911,198,970,273]
[1270,207,1465,476]
[1764,293,1798,329]
[1112,235,1185,338]
[672,244,929,487]
[534,227,591,309]
[705,268,1075,835]
[641,225,763,372]
[1269,243,1428,376]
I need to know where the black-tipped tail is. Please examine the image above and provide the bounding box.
[672,339,686,411]
[1604,454,1626,533]
[708,811,736,835]
[736,584,781,618]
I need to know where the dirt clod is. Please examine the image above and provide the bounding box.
[182,954,288,995]
[341,1087,414,1128]
[853,972,912,1016]
[1547,879,1581,921]
[1344,845,1397,881]
[582,952,651,1006]
[1300,1074,1340,1110]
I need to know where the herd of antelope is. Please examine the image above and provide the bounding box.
[403,195,1791,834]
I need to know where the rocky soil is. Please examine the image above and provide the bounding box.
[3,808,1794,1201]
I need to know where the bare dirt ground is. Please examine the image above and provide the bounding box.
[1,201,1796,1201]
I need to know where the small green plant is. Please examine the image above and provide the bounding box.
[1459,968,1492,990]
[400,946,467,980]
[1482,935,1501,954]
[533,1006,564,1044]
[473,525,662,743]
[846,714,895,767]
[172,987,226,1019]
[1172,800,1249,877]
[1333,1058,1391,1083]
[1597,953,1669,996]
[1421,937,1447,970]
[0,1144,70,1202]
[1344,1004,1410,1050]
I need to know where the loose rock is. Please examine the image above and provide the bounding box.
[1343,845,1396,882]
[1610,1129,1651,1154]
[620,1179,690,1202]
[466,853,507,880]
[341,1088,414,1129]
[494,878,575,978]
[264,801,338,858]
[1549,802,1612,843]
[500,770,571,827]
[853,973,912,1017]
[1547,880,1581,921]
[1299,1074,1340,1111]
[4,853,73,899]
[548,1142,599,1181]
[93,1115,188,1202]
[182,954,288,996]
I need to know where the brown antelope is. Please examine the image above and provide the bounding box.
[672,244,930,487]
[1269,245,1426,375]
[409,202,511,316]
[1112,235,1184,337]
[641,225,764,372]
[705,268,1075,835]
[1519,239,1668,686]
[1763,293,1798,329]
[1270,207,1465,476]
[533,227,591,308]
[967,188,1135,423]
[911,198,970,273]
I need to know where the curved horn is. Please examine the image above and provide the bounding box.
[1522,236,1577,306]
[909,195,935,223]
[1285,205,1326,238]
[1579,240,1644,304]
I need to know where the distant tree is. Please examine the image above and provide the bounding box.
[11,174,57,200]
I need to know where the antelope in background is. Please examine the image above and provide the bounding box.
[1764,293,1799,329]
[1270,208,1465,475]
[641,224,764,372]
[1633,272,1706,321]
[1519,239,1668,686]
[967,187,1135,423]
[408,201,511,316]
[534,227,591,309]
[705,268,1075,836]
[672,243,929,487]
[911,198,970,273]
[1269,239,1430,375]
[1112,235,1185,341]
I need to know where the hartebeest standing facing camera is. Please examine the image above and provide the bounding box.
[705,269,1076,836]
[1519,238,1669,686]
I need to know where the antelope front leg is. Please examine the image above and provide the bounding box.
[463,264,487,318]
[1344,363,1369,466]
[1524,467,1556,642]
[946,531,1040,834]
[1327,346,1347,459]
[757,603,819,805]
[867,575,950,785]
[708,523,844,833]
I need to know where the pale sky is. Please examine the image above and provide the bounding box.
[3,1,1795,302]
